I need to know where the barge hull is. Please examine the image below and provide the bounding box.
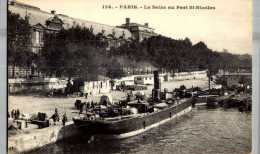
[111,106,192,138]
[74,98,193,138]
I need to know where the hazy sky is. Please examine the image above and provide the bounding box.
[17,0,252,55]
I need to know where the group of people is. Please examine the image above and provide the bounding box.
[79,101,100,114]
[50,108,68,126]
[8,108,68,127]
[86,101,98,110]
[8,109,20,120]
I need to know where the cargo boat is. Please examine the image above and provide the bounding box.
[73,71,193,138]
[206,95,219,107]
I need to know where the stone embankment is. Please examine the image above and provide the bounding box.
[8,121,80,153]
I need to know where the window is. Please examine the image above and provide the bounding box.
[137,77,142,80]
[35,31,40,43]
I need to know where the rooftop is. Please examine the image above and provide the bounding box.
[118,23,155,30]
[9,0,133,40]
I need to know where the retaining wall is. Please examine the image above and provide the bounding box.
[173,70,207,80]
[8,78,68,93]
[8,121,81,153]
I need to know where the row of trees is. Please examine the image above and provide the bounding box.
[37,26,125,82]
[8,11,251,85]
[110,36,225,74]
[218,49,252,71]
[8,11,37,77]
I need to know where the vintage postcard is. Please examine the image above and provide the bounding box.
[7,0,252,153]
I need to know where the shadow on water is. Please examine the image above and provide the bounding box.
[30,112,192,153]
[30,107,252,154]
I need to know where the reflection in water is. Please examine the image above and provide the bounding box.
[31,106,252,154]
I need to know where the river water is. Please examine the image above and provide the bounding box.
[31,106,252,154]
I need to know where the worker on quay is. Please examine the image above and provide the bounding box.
[51,108,60,124]
[87,102,90,110]
[62,113,68,126]
[79,102,87,114]
[55,108,58,114]
[91,101,94,108]
[85,91,88,99]
[103,100,108,107]
[11,109,14,119]
[127,93,131,102]
[14,110,17,120]
[17,109,20,119]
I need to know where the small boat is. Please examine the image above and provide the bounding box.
[219,92,250,108]
[238,99,252,112]
[206,96,219,108]
[73,71,193,138]
[195,95,219,106]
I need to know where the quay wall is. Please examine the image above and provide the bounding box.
[173,70,207,81]
[8,78,68,93]
[8,121,81,153]
[8,70,207,94]
[117,70,207,82]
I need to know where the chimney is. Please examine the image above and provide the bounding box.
[154,70,160,90]
[126,18,130,29]
[51,10,56,14]
[145,23,148,27]
[153,70,160,102]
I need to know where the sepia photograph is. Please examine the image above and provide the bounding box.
[7,0,253,153]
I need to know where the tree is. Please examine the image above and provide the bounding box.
[38,26,123,93]
[109,35,226,74]
[39,27,106,80]
[103,57,126,80]
[8,11,36,77]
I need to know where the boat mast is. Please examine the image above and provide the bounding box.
[207,67,211,93]
[208,70,210,91]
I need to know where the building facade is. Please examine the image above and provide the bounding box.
[224,73,252,87]
[83,78,111,95]
[117,18,157,42]
[8,0,135,78]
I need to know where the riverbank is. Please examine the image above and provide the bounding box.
[8,77,213,153]
[8,77,211,123]
[30,107,251,154]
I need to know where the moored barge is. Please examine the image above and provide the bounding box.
[73,71,193,138]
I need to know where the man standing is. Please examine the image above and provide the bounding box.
[87,102,90,110]
[17,109,20,119]
[91,101,94,108]
[62,113,68,126]
[51,108,60,124]
[11,110,14,119]
[14,110,16,120]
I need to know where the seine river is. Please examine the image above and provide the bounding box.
[31,106,252,154]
